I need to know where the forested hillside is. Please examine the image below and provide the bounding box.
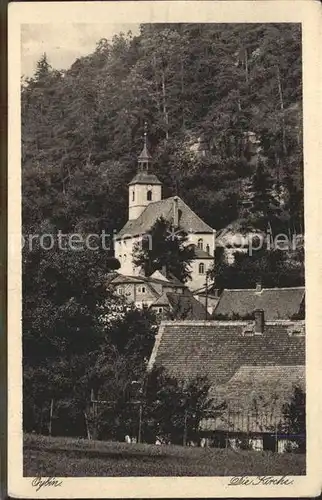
[22,23,304,436]
[22,23,303,235]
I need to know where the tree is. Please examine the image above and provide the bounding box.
[281,386,306,452]
[132,216,195,283]
[143,367,213,444]
[210,246,304,292]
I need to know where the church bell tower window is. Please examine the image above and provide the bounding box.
[147,190,152,201]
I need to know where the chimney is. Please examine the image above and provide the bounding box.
[255,282,262,293]
[254,309,264,334]
[173,196,179,228]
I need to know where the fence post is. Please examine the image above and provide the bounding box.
[138,404,142,444]
[183,409,188,446]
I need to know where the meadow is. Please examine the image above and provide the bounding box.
[24,434,305,477]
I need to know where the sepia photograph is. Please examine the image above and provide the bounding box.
[7,1,322,498]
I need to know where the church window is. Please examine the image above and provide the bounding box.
[141,286,146,293]
[206,244,210,254]
[132,190,135,201]
[199,263,205,274]
[124,254,127,261]
[198,238,203,250]
[147,190,152,201]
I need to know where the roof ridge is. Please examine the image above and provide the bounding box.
[222,287,305,292]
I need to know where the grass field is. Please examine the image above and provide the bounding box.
[24,434,305,477]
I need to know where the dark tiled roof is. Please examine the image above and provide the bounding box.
[214,287,305,320]
[108,272,183,288]
[116,196,214,239]
[215,364,305,411]
[201,365,305,432]
[148,320,305,389]
[151,291,207,320]
[129,172,162,186]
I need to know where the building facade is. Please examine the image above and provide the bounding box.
[114,131,215,291]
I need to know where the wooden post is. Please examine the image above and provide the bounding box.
[183,409,188,446]
[138,404,143,444]
[205,273,209,320]
[84,411,91,440]
[48,398,54,436]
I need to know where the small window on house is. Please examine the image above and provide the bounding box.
[132,190,135,201]
[124,254,127,261]
[158,307,163,313]
[141,286,146,293]
[117,288,123,295]
[119,255,122,260]
[206,244,210,254]
[198,238,203,250]
[199,263,205,274]
[147,190,152,201]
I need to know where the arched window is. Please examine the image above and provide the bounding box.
[199,263,205,274]
[206,244,210,254]
[147,190,152,201]
[132,190,135,201]
[197,238,203,250]
[124,254,127,261]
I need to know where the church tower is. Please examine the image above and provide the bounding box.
[128,123,162,221]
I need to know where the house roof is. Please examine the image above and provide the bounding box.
[148,319,305,393]
[214,364,305,410]
[200,364,305,433]
[151,291,207,320]
[116,196,214,239]
[108,272,185,289]
[149,320,305,431]
[214,287,305,320]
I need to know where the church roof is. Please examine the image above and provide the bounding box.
[129,172,162,186]
[116,196,214,239]
[214,286,305,320]
[138,142,152,161]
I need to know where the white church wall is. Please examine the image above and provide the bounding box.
[187,258,213,291]
[186,232,215,256]
[128,184,162,220]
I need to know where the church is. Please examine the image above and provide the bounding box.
[114,128,216,291]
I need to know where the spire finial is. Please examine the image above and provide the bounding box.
[143,120,148,147]
[137,120,152,172]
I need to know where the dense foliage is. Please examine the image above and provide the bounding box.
[211,244,305,291]
[22,23,303,235]
[281,386,306,452]
[132,216,195,282]
[22,23,304,436]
